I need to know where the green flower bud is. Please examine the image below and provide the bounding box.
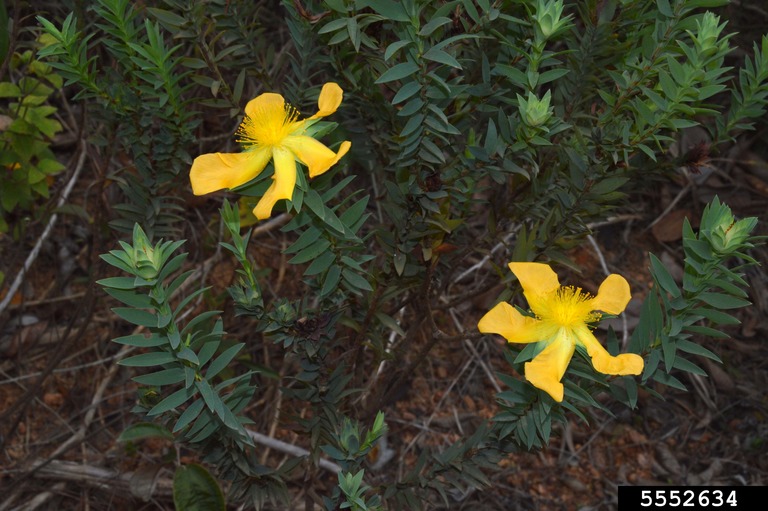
[702,198,757,254]
[131,224,160,279]
[712,215,757,254]
[518,90,553,127]
[534,0,570,40]
[689,12,727,58]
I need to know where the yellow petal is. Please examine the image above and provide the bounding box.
[244,92,285,119]
[189,149,271,195]
[282,135,337,177]
[573,324,644,375]
[253,147,296,220]
[478,301,550,344]
[309,82,343,120]
[329,140,352,169]
[508,262,562,313]
[524,329,575,402]
[590,274,631,315]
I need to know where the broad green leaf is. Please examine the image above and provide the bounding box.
[173,464,225,511]
[0,82,21,98]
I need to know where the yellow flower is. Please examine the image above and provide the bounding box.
[478,262,644,402]
[190,82,351,220]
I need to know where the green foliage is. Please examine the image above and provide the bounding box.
[0,45,64,233]
[629,197,759,391]
[83,0,767,509]
[173,463,226,511]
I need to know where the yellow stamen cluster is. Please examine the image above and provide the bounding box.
[237,104,301,148]
[531,286,600,327]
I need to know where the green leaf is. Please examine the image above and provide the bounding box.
[652,371,687,391]
[305,250,336,276]
[384,40,412,61]
[284,226,322,254]
[342,268,373,292]
[423,47,461,69]
[698,292,751,309]
[0,82,22,98]
[392,81,421,104]
[375,62,419,84]
[318,18,348,34]
[320,264,342,297]
[119,352,177,367]
[538,68,569,85]
[173,399,205,433]
[206,343,245,380]
[656,0,673,18]
[112,307,158,328]
[148,7,186,29]
[375,312,405,337]
[148,386,197,416]
[288,238,332,265]
[133,368,186,386]
[672,356,707,376]
[113,332,166,348]
[418,16,451,36]
[649,253,681,298]
[695,307,740,326]
[684,324,730,339]
[676,340,721,362]
[173,464,225,511]
[118,422,173,443]
[104,288,153,309]
[358,0,410,22]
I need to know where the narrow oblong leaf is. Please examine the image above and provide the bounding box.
[112,307,158,327]
[375,62,419,84]
[119,352,177,367]
[133,367,186,385]
[173,399,205,433]
[650,253,681,298]
[205,343,245,380]
[148,386,197,416]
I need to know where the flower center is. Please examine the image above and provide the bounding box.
[533,286,600,327]
[237,103,302,148]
